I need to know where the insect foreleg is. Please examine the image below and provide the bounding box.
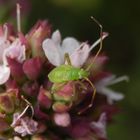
[78,77,96,115]
[64,53,72,65]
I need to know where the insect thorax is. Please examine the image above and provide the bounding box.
[78,69,89,79]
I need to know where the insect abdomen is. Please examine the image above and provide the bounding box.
[48,65,80,83]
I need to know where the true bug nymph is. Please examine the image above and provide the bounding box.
[48,17,105,114]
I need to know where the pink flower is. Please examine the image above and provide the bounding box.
[0,25,11,85]
[0,37,26,84]
[3,39,26,65]
[42,30,108,67]
[95,75,129,104]
[11,112,38,137]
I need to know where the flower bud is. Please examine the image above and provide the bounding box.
[52,101,72,113]
[52,82,73,102]
[7,58,25,82]
[27,20,51,57]
[23,57,43,80]
[0,92,14,113]
[53,112,71,127]
[22,81,39,97]
[0,118,9,132]
[34,105,50,121]
[31,135,49,140]
[38,86,52,109]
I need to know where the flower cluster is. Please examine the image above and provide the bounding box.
[0,12,128,140]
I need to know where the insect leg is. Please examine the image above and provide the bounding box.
[78,78,96,115]
[75,80,87,90]
[64,53,72,65]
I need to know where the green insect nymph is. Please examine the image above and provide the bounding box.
[48,17,105,114]
[48,53,95,115]
[48,65,89,83]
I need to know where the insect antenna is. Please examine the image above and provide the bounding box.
[86,16,107,71]
[78,77,96,115]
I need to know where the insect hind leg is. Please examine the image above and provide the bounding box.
[78,78,96,115]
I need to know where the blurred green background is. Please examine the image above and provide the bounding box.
[0,0,140,139]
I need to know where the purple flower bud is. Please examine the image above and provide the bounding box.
[36,121,47,133]
[31,135,48,140]
[7,58,25,81]
[34,105,50,121]
[52,101,72,113]
[0,118,9,132]
[52,82,73,102]
[38,86,52,109]
[53,112,71,127]
[5,79,18,90]
[22,81,39,97]
[0,92,14,113]
[69,120,90,138]
[26,20,51,57]
[23,57,43,80]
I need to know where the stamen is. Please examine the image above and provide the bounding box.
[89,32,108,52]
[3,24,8,41]
[11,105,30,127]
[16,3,21,32]
[21,95,34,118]
[17,105,30,120]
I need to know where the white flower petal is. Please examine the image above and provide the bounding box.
[108,75,129,86]
[42,39,63,66]
[3,39,26,65]
[97,75,116,87]
[62,37,80,55]
[90,113,107,139]
[99,87,124,104]
[0,37,10,63]
[0,65,10,85]
[70,44,90,67]
[52,30,61,45]
[95,75,127,104]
